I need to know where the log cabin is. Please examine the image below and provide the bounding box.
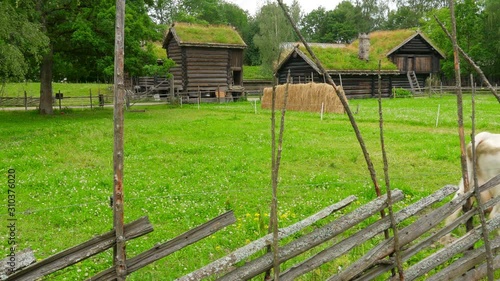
[162,22,247,100]
[275,30,445,98]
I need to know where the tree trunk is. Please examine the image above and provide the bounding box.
[39,48,53,115]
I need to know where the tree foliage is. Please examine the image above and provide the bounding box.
[0,2,48,82]
[253,1,300,76]
[481,0,500,78]
[4,0,500,97]
[300,1,374,43]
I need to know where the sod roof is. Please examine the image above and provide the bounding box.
[278,29,441,73]
[164,22,246,49]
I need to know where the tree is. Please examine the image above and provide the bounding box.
[455,0,485,80]
[383,0,447,29]
[420,1,492,82]
[384,6,421,29]
[253,1,300,76]
[351,0,389,31]
[11,0,161,114]
[0,2,48,82]
[301,1,376,43]
[149,0,182,24]
[328,1,364,42]
[300,7,328,42]
[242,18,261,66]
[481,0,500,80]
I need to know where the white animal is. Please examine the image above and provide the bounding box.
[445,132,500,229]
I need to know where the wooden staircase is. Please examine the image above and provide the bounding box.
[407,71,422,94]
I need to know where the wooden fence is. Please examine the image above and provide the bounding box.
[3,174,499,280]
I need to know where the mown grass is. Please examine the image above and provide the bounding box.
[0,93,498,280]
[1,82,112,98]
[243,65,273,80]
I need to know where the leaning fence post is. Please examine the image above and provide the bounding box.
[90,89,93,110]
[24,91,27,111]
[377,60,404,280]
[470,75,495,280]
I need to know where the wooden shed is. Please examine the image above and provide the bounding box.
[275,30,445,98]
[162,22,247,99]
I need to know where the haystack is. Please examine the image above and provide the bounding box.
[261,82,345,114]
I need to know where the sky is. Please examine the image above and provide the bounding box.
[225,0,343,16]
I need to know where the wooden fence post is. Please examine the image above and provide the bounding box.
[169,76,174,103]
[24,91,27,111]
[113,0,126,279]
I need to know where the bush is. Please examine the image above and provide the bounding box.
[393,88,413,98]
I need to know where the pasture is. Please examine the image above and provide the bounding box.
[0,93,498,279]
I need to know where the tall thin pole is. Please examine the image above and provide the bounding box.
[449,0,472,232]
[113,0,127,279]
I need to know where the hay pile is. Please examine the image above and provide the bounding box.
[261,82,345,114]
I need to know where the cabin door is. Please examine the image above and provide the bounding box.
[405,57,415,72]
[232,68,242,86]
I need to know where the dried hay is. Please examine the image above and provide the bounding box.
[261,82,345,114]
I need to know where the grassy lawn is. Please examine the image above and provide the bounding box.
[0,93,498,279]
[1,82,112,98]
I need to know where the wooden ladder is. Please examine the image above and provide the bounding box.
[407,71,422,94]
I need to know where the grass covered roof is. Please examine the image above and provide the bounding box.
[288,29,419,72]
[166,22,246,48]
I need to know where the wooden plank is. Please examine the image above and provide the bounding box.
[184,69,227,74]
[186,48,228,56]
[216,190,404,281]
[0,248,36,279]
[280,185,457,281]
[6,217,153,281]
[353,206,477,281]
[88,211,236,281]
[327,189,473,281]
[455,251,500,281]
[401,215,500,281]
[186,57,230,62]
[426,236,500,281]
[177,196,357,281]
[186,60,228,65]
[185,74,228,79]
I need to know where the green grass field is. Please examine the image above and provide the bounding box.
[0,93,499,279]
[1,82,112,98]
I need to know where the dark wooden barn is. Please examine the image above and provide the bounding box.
[275,30,445,98]
[162,22,247,99]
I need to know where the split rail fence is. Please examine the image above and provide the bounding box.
[3,174,499,280]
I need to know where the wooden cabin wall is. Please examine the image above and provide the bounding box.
[229,49,244,86]
[330,75,393,98]
[277,55,322,84]
[230,49,243,68]
[183,47,230,92]
[277,66,394,98]
[391,55,438,74]
[167,38,184,90]
[392,74,427,90]
[389,35,441,74]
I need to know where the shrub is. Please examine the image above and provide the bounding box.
[393,87,413,98]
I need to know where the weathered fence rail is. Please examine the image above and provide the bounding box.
[4,217,153,281]
[88,211,236,280]
[178,196,357,281]
[5,178,500,280]
[189,178,496,280]
[0,96,38,107]
[0,248,35,280]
